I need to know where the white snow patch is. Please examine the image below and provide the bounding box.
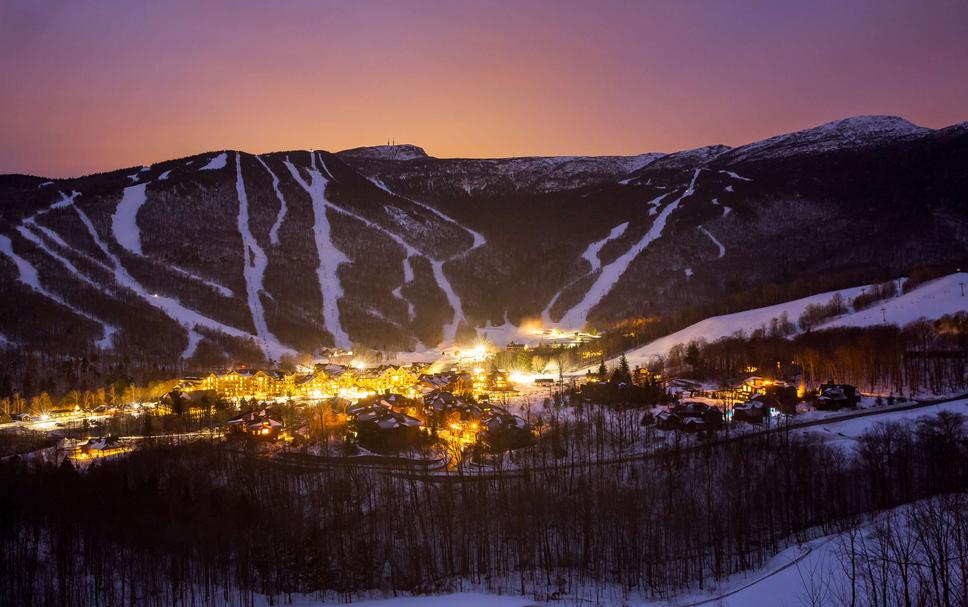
[821,272,968,329]
[699,225,726,258]
[720,169,752,181]
[597,281,872,370]
[255,155,288,246]
[558,169,702,328]
[71,198,280,357]
[580,222,628,272]
[37,181,53,188]
[684,267,693,278]
[725,184,734,192]
[158,170,171,181]
[111,183,149,255]
[235,153,280,359]
[284,153,351,348]
[0,232,116,348]
[199,152,228,171]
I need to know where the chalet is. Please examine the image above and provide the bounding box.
[479,411,532,451]
[655,410,680,431]
[671,401,724,431]
[732,399,769,424]
[534,377,556,387]
[348,403,424,452]
[815,384,861,410]
[225,409,283,438]
[418,372,473,395]
[77,436,126,459]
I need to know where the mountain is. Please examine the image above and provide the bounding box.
[1,115,966,366]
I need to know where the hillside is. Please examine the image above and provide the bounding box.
[593,272,968,371]
[1,116,966,366]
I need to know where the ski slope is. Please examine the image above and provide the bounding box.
[594,273,967,370]
[698,226,725,258]
[235,153,279,359]
[199,152,228,170]
[0,234,116,348]
[558,170,701,328]
[821,272,968,329]
[581,222,629,272]
[255,155,288,246]
[600,282,871,369]
[284,153,351,349]
[111,183,149,255]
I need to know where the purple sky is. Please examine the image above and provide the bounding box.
[1,0,966,177]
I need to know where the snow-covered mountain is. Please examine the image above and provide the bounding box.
[1,115,966,365]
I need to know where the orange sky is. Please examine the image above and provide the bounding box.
[1,0,966,177]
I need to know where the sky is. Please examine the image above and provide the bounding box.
[1,0,966,178]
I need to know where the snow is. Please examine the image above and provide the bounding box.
[235,152,279,359]
[199,152,228,171]
[370,175,487,344]
[338,144,429,161]
[821,272,968,329]
[720,169,752,181]
[111,183,149,255]
[698,226,726,258]
[721,115,931,163]
[38,181,53,188]
[581,222,628,272]
[283,153,351,348]
[684,267,693,278]
[725,185,734,192]
[16,225,101,289]
[158,170,171,181]
[602,281,872,369]
[557,169,701,329]
[0,233,116,348]
[70,197,285,357]
[800,399,968,451]
[255,155,288,246]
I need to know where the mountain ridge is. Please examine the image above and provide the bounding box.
[1,115,965,367]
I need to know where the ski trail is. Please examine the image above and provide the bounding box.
[699,226,726,258]
[314,154,420,321]
[581,222,629,272]
[368,176,485,342]
[182,327,203,359]
[0,233,116,348]
[110,184,231,296]
[69,197,283,358]
[711,197,732,217]
[283,153,351,349]
[199,152,227,171]
[16,225,102,289]
[112,183,148,255]
[235,152,278,359]
[558,169,702,328]
[255,155,288,246]
[541,220,631,324]
[720,169,752,182]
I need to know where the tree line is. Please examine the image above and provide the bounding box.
[2,407,967,606]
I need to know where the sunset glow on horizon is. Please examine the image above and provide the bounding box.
[2,0,966,178]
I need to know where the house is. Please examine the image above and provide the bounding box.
[225,409,283,438]
[671,401,724,431]
[418,372,473,395]
[78,436,126,458]
[655,410,680,431]
[478,411,532,451]
[348,403,424,452]
[815,384,861,410]
[732,399,769,424]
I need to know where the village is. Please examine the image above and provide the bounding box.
[0,338,905,474]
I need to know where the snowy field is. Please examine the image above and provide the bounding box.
[591,272,968,371]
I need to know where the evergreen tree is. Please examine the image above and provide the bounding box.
[597,359,608,381]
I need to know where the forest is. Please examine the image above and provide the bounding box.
[2,407,967,607]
